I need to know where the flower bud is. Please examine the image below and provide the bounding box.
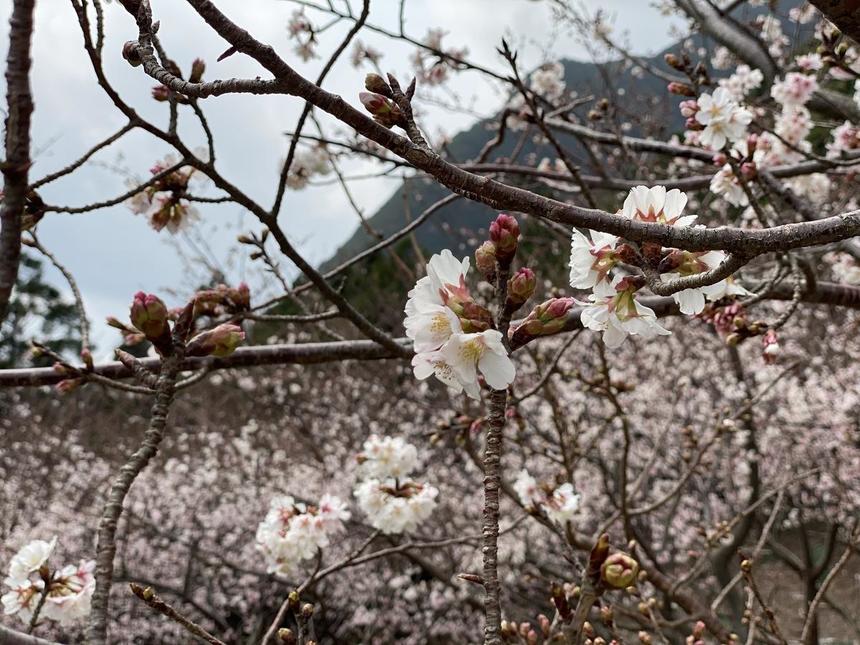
[359,92,403,128]
[664,53,684,70]
[712,153,728,166]
[507,268,536,307]
[189,57,206,83]
[685,117,703,131]
[364,73,391,96]
[526,630,538,645]
[601,552,639,589]
[81,348,94,370]
[186,323,245,357]
[538,614,550,637]
[475,241,497,281]
[151,85,170,102]
[667,82,696,97]
[489,213,520,264]
[301,603,314,619]
[638,632,653,645]
[740,161,756,179]
[278,628,296,644]
[130,292,170,341]
[678,99,698,118]
[56,377,83,394]
[746,133,758,155]
[550,581,572,622]
[511,297,575,345]
[762,329,779,364]
[122,41,143,67]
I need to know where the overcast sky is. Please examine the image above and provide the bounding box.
[0,0,681,359]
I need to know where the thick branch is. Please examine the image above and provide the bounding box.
[0,0,36,324]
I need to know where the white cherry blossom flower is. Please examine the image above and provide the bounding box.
[404,250,470,318]
[354,479,438,534]
[622,185,695,226]
[404,304,463,353]
[439,330,516,395]
[695,88,752,150]
[569,229,622,289]
[578,278,671,348]
[7,537,56,584]
[513,470,542,506]
[543,483,581,525]
[412,350,480,400]
[710,164,748,207]
[358,435,420,480]
[661,250,748,315]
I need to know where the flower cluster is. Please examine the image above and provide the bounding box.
[406,247,516,399]
[1,537,95,626]
[568,186,748,347]
[689,87,752,150]
[285,145,331,190]
[513,470,580,526]
[127,155,201,234]
[353,437,438,534]
[410,29,468,86]
[287,9,318,62]
[255,494,350,575]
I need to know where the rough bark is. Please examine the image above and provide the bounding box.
[0,0,36,324]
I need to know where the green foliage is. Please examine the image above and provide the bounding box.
[0,252,83,368]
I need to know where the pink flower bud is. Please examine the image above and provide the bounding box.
[359,92,402,128]
[151,85,170,102]
[678,99,698,117]
[489,213,520,264]
[712,153,728,166]
[762,329,779,364]
[81,348,94,370]
[475,241,497,280]
[667,82,696,97]
[186,323,245,357]
[601,552,639,589]
[746,133,758,155]
[741,161,757,179]
[685,116,703,131]
[130,292,170,341]
[56,377,83,394]
[510,297,575,345]
[507,268,536,307]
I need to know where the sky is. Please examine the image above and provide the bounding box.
[0,0,682,359]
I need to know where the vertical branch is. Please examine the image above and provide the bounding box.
[86,347,184,645]
[482,262,512,645]
[0,0,36,324]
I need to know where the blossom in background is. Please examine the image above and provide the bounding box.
[622,185,695,226]
[826,252,860,284]
[578,277,671,348]
[695,88,752,150]
[827,121,860,157]
[775,106,812,145]
[709,164,748,206]
[354,479,439,534]
[1,538,95,626]
[530,62,566,101]
[795,53,823,72]
[771,72,818,107]
[126,155,201,234]
[285,145,331,190]
[718,64,763,99]
[255,494,349,575]
[357,435,419,480]
[513,470,580,526]
[569,229,623,289]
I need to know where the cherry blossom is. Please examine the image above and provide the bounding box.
[578,277,671,348]
[661,250,749,315]
[568,229,623,290]
[513,470,580,526]
[255,494,349,575]
[695,88,752,150]
[621,185,695,226]
[771,72,818,107]
[354,479,439,534]
[1,538,95,626]
[709,164,748,206]
[438,330,515,394]
[718,64,763,99]
[357,435,420,480]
